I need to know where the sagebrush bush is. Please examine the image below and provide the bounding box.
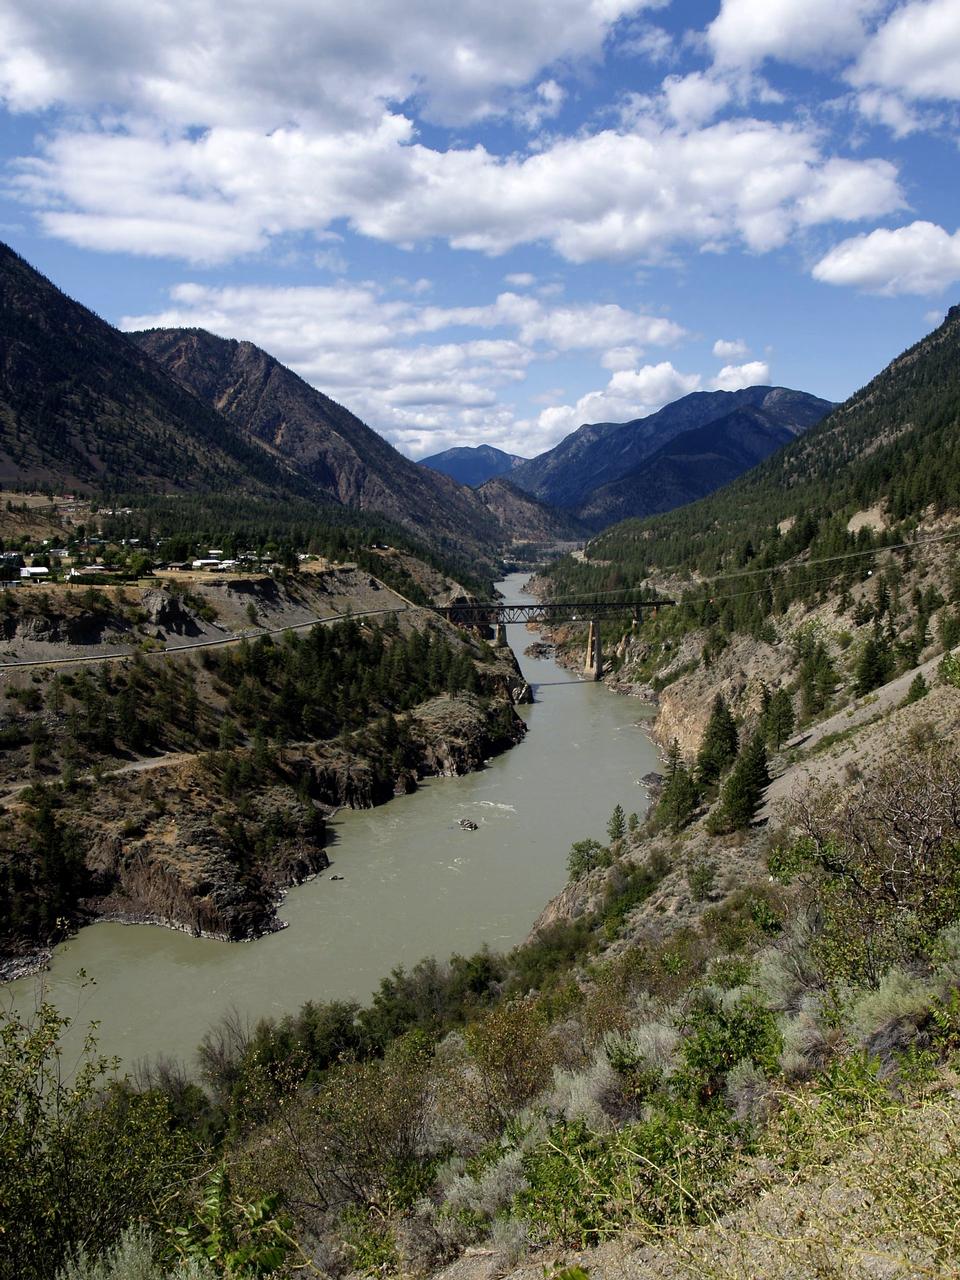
[441,1147,528,1222]
[932,921,960,985]
[488,1214,531,1268]
[548,1054,620,1130]
[778,994,844,1079]
[724,1058,776,1124]
[603,1019,680,1076]
[57,1226,211,1280]
[845,969,934,1042]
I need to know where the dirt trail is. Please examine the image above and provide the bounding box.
[0,750,198,805]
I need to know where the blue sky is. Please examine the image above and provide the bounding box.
[0,0,958,459]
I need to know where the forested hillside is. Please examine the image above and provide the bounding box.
[546,307,960,635]
[0,601,522,961]
[575,405,803,529]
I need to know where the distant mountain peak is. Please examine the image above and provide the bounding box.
[509,385,833,520]
[419,443,528,487]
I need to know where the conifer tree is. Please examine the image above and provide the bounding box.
[657,739,700,833]
[855,631,893,696]
[607,803,626,845]
[696,695,738,785]
[708,732,770,833]
[762,687,795,750]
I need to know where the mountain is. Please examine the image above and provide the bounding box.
[0,243,306,499]
[548,306,960,612]
[474,477,589,543]
[420,444,527,487]
[509,419,624,509]
[129,328,503,564]
[574,405,803,529]
[511,387,833,513]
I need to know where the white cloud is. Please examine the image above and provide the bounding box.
[707,0,884,69]
[617,22,675,63]
[812,220,960,295]
[504,272,536,287]
[533,361,702,443]
[518,78,566,131]
[601,345,642,370]
[710,359,770,391]
[794,157,903,226]
[120,281,687,455]
[661,71,731,127]
[416,292,685,350]
[854,90,924,138]
[924,308,946,326]
[851,0,960,102]
[0,0,655,129]
[15,112,905,267]
[713,337,749,358]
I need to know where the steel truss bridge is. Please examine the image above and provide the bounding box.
[435,597,676,680]
[436,599,675,626]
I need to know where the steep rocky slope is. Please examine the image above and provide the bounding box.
[130,328,503,565]
[0,243,306,499]
[474,476,588,544]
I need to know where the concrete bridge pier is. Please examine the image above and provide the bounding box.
[494,622,508,648]
[584,618,602,680]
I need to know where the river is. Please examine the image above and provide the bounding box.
[3,574,658,1071]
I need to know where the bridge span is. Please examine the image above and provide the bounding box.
[435,597,676,680]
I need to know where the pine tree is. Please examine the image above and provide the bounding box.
[762,687,795,750]
[855,632,893,696]
[656,739,700,833]
[607,803,626,845]
[902,672,929,705]
[708,732,770,833]
[696,695,738,785]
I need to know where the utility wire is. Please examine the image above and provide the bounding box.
[551,525,960,604]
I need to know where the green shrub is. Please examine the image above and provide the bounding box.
[57,1225,211,1280]
[678,995,783,1100]
[0,1003,199,1280]
[515,1110,736,1248]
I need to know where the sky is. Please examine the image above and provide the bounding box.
[0,1,958,461]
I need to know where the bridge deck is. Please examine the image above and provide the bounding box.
[437,599,675,625]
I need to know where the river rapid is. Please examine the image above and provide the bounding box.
[4,574,658,1071]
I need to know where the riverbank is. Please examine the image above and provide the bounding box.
[0,685,526,979]
[5,574,659,1069]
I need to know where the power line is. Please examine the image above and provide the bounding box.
[554,525,960,602]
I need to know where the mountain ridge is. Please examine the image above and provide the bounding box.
[575,404,805,529]
[0,243,308,501]
[419,443,527,487]
[129,327,504,565]
[511,386,834,514]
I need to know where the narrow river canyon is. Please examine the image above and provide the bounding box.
[4,574,659,1070]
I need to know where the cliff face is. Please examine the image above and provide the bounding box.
[0,685,526,971]
[77,770,330,941]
